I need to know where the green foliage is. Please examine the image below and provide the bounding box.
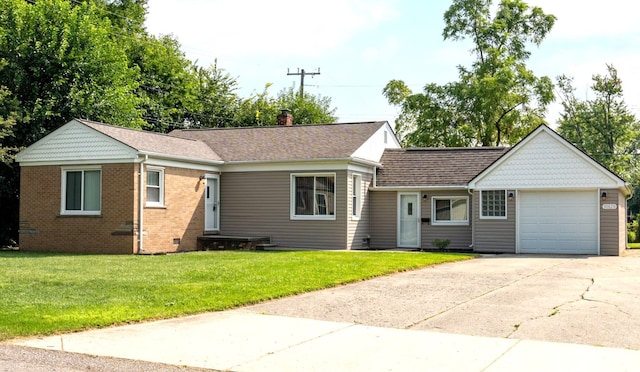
[432,239,452,250]
[233,84,337,126]
[0,0,144,144]
[188,62,239,128]
[384,0,555,147]
[557,65,640,183]
[0,251,473,339]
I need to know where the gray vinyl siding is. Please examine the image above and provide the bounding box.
[220,170,347,249]
[347,172,373,250]
[600,189,624,256]
[422,190,472,250]
[472,190,516,253]
[370,191,397,249]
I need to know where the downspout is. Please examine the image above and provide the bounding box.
[138,155,148,254]
[467,188,475,249]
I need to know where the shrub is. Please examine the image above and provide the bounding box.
[432,239,451,250]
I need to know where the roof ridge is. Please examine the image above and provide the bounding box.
[76,118,204,143]
[170,121,386,133]
[402,146,509,151]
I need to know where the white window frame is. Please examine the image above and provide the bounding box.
[351,174,362,220]
[480,190,507,219]
[431,196,469,226]
[290,173,337,220]
[60,166,102,215]
[146,167,165,207]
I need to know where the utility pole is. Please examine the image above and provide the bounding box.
[287,68,320,97]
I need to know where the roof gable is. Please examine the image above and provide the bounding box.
[78,119,222,162]
[16,120,138,164]
[469,125,626,190]
[351,122,402,162]
[169,122,388,162]
[377,147,508,187]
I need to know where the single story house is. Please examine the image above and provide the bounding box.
[16,113,631,255]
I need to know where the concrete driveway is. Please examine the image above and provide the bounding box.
[246,253,640,350]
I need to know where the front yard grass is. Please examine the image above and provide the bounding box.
[0,250,472,340]
[628,243,640,249]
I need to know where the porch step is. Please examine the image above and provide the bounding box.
[197,235,271,251]
[256,243,279,250]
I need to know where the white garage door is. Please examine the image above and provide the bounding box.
[519,191,598,254]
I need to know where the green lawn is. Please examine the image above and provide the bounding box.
[628,243,640,249]
[0,250,472,340]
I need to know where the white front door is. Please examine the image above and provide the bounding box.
[204,177,219,232]
[398,193,420,248]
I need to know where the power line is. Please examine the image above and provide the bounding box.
[287,68,320,97]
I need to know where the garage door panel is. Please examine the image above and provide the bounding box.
[519,191,598,254]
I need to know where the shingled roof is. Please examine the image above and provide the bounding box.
[78,119,222,162]
[376,147,509,187]
[168,121,387,162]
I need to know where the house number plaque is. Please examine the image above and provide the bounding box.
[602,204,617,210]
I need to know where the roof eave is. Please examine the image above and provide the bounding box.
[137,151,224,165]
[370,185,469,191]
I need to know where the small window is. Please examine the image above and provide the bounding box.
[481,190,506,218]
[146,168,164,207]
[352,174,362,219]
[291,174,336,219]
[432,197,468,225]
[61,168,101,215]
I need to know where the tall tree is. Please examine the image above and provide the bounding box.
[233,85,337,127]
[187,62,239,128]
[557,64,640,182]
[384,0,555,147]
[0,0,144,145]
[0,0,144,246]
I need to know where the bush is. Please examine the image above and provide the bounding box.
[432,239,451,250]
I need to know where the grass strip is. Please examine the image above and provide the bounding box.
[0,250,472,340]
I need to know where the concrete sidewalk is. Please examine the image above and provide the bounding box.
[13,309,640,372]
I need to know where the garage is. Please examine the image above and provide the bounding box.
[519,191,598,254]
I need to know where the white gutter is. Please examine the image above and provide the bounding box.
[223,157,382,168]
[138,154,148,254]
[137,151,224,165]
[370,185,469,191]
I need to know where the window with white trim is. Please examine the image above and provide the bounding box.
[146,167,164,207]
[291,174,336,219]
[481,190,506,218]
[432,196,468,225]
[61,168,101,215]
[352,174,362,219]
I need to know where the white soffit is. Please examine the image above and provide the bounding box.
[472,127,622,189]
[16,120,137,164]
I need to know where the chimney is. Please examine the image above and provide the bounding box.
[277,109,293,126]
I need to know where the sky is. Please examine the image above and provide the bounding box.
[144,0,640,128]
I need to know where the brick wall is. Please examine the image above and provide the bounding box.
[141,167,207,253]
[19,163,210,254]
[19,164,136,253]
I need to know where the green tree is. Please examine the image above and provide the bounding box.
[0,0,144,145]
[233,84,337,127]
[186,62,239,128]
[557,64,640,183]
[0,0,144,246]
[275,87,337,125]
[126,34,200,132]
[384,0,555,147]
